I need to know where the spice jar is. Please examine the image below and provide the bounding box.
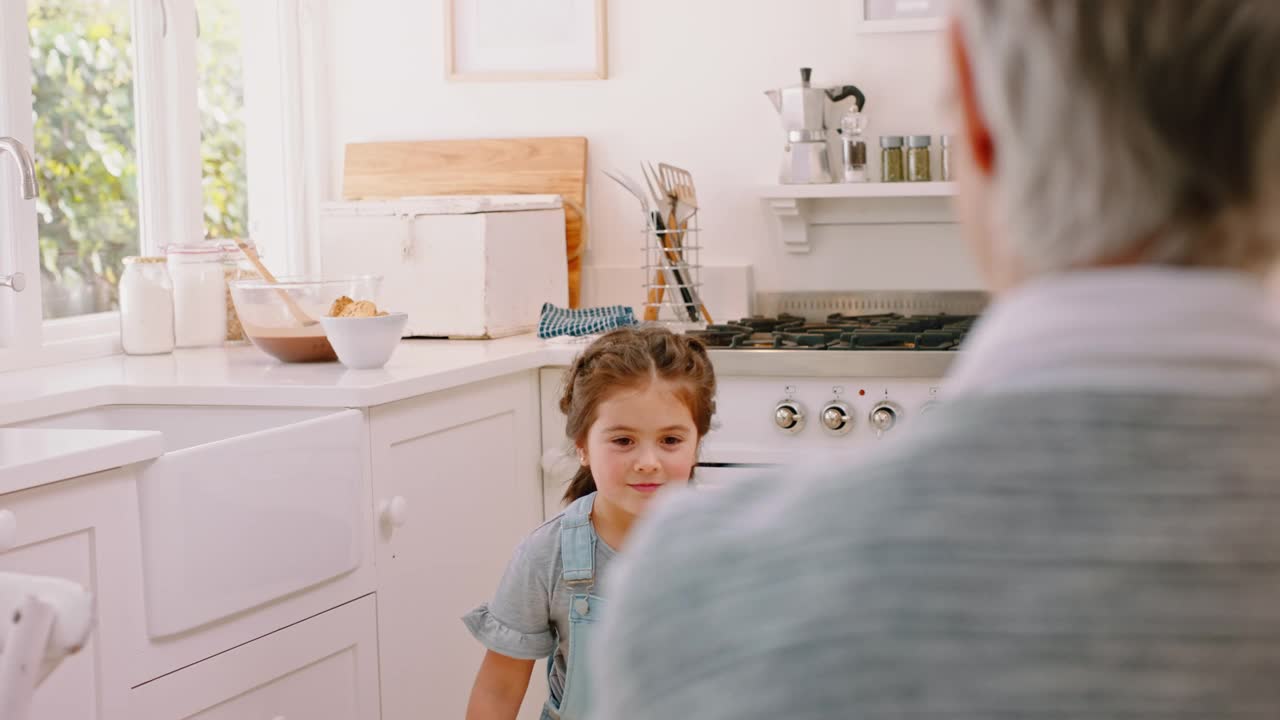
[119,256,174,355]
[941,134,954,181]
[880,136,905,182]
[167,243,227,347]
[218,239,262,342]
[907,135,932,182]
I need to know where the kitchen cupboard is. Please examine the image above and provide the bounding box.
[370,370,547,720]
[0,468,143,719]
[1,368,554,720]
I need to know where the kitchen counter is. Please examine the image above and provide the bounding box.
[0,334,959,426]
[0,333,960,493]
[0,427,165,494]
[0,335,583,425]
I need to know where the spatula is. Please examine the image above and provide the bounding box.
[236,241,319,327]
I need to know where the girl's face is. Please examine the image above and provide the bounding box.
[580,378,699,520]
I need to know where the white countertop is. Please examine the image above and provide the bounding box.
[0,334,583,425]
[0,427,165,495]
[0,333,960,493]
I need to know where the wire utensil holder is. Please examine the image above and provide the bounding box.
[642,210,709,328]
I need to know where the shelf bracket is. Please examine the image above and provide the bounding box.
[767,198,811,254]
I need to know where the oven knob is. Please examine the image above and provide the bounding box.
[820,402,853,435]
[869,402,902,435]
[774,402,805,434]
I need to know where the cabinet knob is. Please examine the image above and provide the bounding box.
[0,509,16,551]
[381,496,408,528]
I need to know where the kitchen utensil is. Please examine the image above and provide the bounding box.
[603,168,667,320]
[342,137,587,307]
[601,168,650,214]
[228,275,382,363]
[649,163,711,322]
[237,241,318,327]
[638,163,701,320]
[320,312,409,369]
[764,67,865,184]
[651,211,701,321]
[658,162,698,213]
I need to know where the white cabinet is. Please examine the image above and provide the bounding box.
[0,468,145,720]
[129,594,380,719]
[17,405,378,686]
[370,371,546,720]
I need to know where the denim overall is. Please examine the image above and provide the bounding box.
[542,492,605,720]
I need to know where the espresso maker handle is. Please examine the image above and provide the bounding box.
[827,85,866,111]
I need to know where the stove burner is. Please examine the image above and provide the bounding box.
[687,324,753,348]
[692,313,977,351]
[728,333,802,350]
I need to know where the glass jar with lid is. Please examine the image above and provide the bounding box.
[119,256,174,355]
[907,135,932,182]
[880,136,905,182]
[217,238,263,342]
[167,243,227,347]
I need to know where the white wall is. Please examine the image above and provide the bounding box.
[321,0,983,312]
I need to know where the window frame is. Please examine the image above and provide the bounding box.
[0,0,326,372]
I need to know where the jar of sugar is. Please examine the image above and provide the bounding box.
[119,256,175,355]
[167,243,227,347]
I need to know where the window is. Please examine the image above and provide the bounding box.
[197,0,247,243]
[0,0,325,370]
[29,0,140,321]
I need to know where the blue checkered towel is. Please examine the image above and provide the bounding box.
[538,303,637,339]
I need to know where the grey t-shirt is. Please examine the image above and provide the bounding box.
[464,507,617,708]
[595,391,1280,719]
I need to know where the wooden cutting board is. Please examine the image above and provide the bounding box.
[343,137,587,307]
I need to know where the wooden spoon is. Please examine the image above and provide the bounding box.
[236,241,318,327]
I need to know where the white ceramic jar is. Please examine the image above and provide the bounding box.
[167,243,227,347]
[119,256,175,355]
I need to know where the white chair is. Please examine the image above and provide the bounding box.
[0,573,94,720]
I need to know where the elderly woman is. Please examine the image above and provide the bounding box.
[593,1,1280,718]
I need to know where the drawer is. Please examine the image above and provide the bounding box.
[130,594,380,719]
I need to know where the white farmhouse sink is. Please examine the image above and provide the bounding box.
[16,405,365,638]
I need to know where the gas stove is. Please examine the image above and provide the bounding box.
[689,312,975,351]
[690,292,988,479]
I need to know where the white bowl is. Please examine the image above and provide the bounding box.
[319,312,408,369]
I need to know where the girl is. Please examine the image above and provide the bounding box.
[462,326,717,720]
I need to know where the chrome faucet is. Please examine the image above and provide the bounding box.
[0,136,35,293]
[0,136,39,200]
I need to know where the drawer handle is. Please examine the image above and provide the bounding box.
[0,509,15,552]
[380,496,408,529]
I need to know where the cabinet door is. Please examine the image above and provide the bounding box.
[371,371,545,720]
[0,469,144,720]
[129,594,380,720]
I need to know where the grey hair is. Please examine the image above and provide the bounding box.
[958,0,1280,274]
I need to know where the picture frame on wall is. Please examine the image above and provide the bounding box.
[854,0,948,34]
[445,0,608,81]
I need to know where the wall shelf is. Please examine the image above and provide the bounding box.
[759,182,957,253]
